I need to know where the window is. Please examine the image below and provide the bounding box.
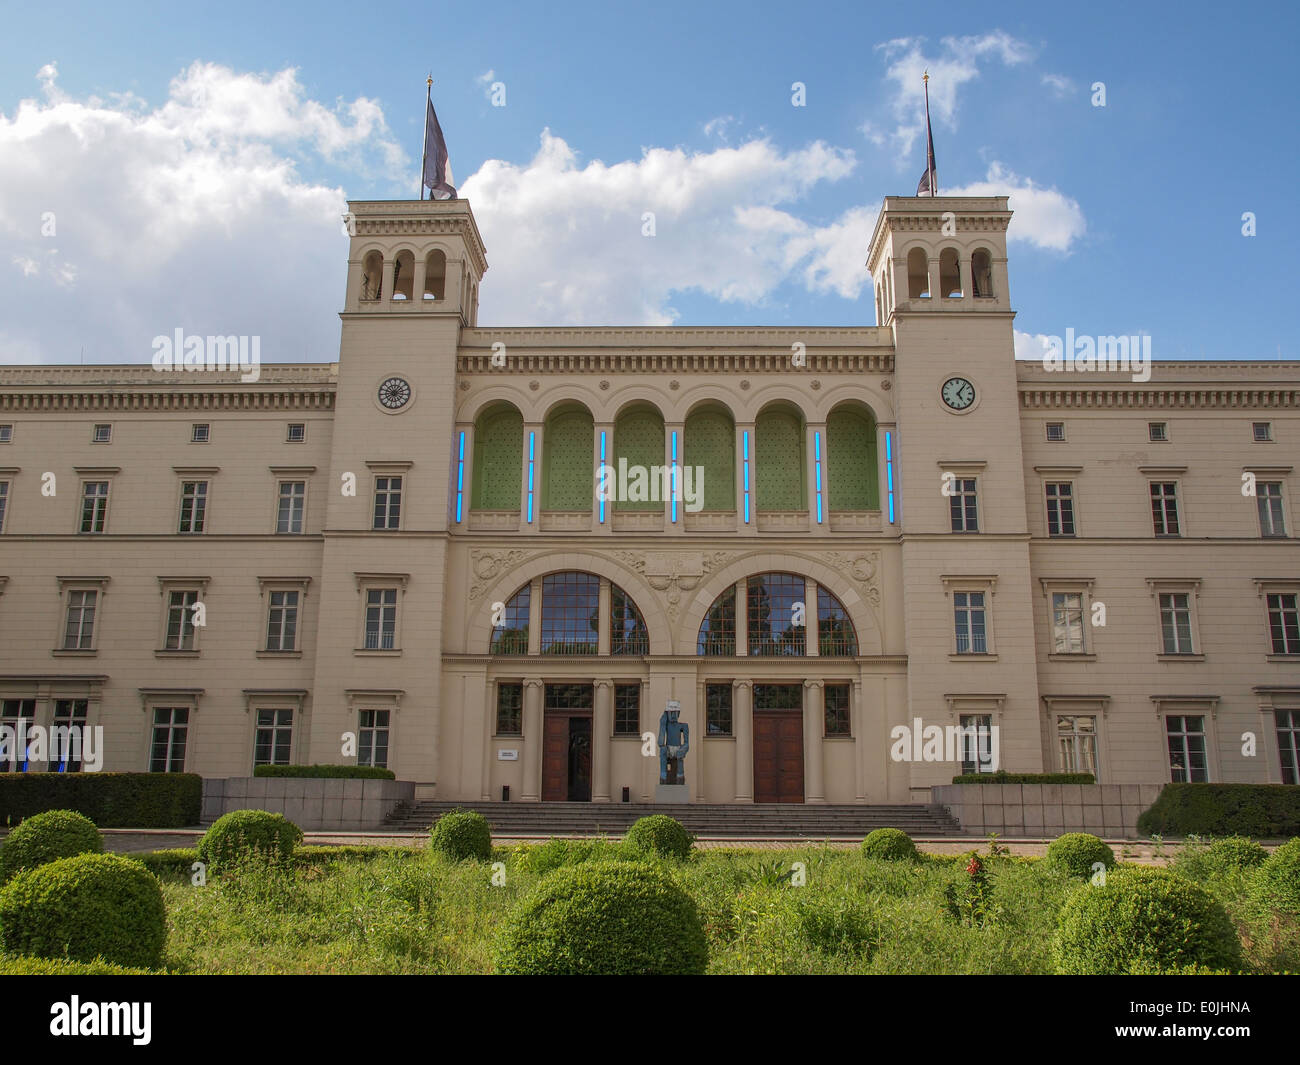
[1166,715,1208,782]
[705,683,732,736]
[265,590,300,651]
[959,714,995,774]
[178,480,208,534]
[80,481,109,533]
[277,481,305,534]
[697,585,736,656]
[954,592,987,654]
[1253,422,1273,442]
[490,585,529,654]
[50,699,88,772]
[1148,422,1168,442]
[150,707,189,772]
[540,572,599,655]
[614,684,640,735]
[1051,592,1085,654]
[1045,482,1075,536]
[253,708,293,766]
[1056,715,1098,776]
[748,573,805,656]
[824,684,851,736]
[0,699,35,772]
[358,710,390,768]
[949,478,979,533]
[63,590,97,650]
[1159,593,1195,654]
[1267,593,1300,655]
[364,588,398,650]
[1150,482,1180,536]
[1257,482,1286,537]
[0,425,11,443]
[373,476,402,530]
[610,585,649,655]
[1045,422,1066,441]
[92,424,112,443]
[191,424,210,443]
[286,423,306,443]
[818,587,858,656]
[164,590,199,651]
[495,683,523,735]
[1277,710,1300,785]
[0,481,8,533]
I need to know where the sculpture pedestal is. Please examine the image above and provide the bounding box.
[655,784,690,804]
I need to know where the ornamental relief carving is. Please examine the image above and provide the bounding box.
[468,549,538,601]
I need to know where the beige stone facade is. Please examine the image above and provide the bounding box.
[0,194,1296,804]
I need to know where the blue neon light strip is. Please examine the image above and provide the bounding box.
[742,429,751,524]
[670,430,679,523]
[813,430,823,524]
[599,430,607,524]
[455,432,465,523]
[527,431,535,523]
[885,430,895,524]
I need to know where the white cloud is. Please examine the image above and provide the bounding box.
[945,162,1086,252]
[1041,73,1074,98]
[1014,330,1053,361]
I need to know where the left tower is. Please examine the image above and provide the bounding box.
[307,199,488,781]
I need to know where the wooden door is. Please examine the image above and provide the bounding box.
[753,710,804,803]
[541,713,569,801]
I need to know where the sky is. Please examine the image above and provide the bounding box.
[0,0,1296,367]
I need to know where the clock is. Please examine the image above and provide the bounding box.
[377,376,411,410]
[941,376,976,411]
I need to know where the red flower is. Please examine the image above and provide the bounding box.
[966,855,983,876]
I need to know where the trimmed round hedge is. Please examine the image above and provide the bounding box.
[1045,833,1115,879]
[0,809,102,884]
[0,852,166,969]
[1248,837,1300,917]
[197,810,302,873]
[496,861,707,975]
[1205,836,1270,871]
[861,828,917,862]
[1053,866,1242,975]
[429,808,492,862]
[623,815,694,861]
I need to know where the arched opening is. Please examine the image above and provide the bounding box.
[755,405,806,512]
[817,585,858,656]
[683,404,735,512]
[907,247,929,299]
[695,573,858,658]
[543,405,594,513]
[972,248,994,298]
[939,247,961,298]
[610,583,649,654]
[360,251,383,301]
[612,404,664,512]
[827,405,879,511]
[424,249,447,300]
[471,403,523,510]
[392,250,414,300]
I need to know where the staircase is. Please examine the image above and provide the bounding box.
[384,800,962,838]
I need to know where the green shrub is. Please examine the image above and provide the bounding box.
[1247,838,1300,917]
[1240,838,1300,970]
[0,954,153,975]
[0,773,200,828]
[1045,833,1115,879]
[134,847,199,879]
[253,764,396,779]
[623,815,694,861]
[1053,867,1242,975]
[793,891,878,957]
[496,861,707,974]
[197,810,302,873]
[0,853,167,969]
[429,809,492,862]
[861,828,917,862]
[951,772,1094,784]
[0,809,102,883]
[1137,783,1300,838]
[1173,836,1269,881]
[514,838,621,875]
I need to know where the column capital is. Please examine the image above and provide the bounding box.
[733,679,753,691]
[523,678,545,690]
[803,678,824,690]
[593,679,613,690]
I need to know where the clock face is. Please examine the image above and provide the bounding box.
[941,377,976,411]
[377,377,411,410]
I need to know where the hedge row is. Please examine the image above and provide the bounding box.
[0,773,201,828]
[252,764,396,780]
[1138,784,1300,838]
[950,772,1095,784]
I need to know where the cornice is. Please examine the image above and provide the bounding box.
[1019,384,1300,410]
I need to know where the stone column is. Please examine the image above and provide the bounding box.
[804,679,825,803]
[735,580,748,658]
[597,579,612,655]
[593,680,612,802]
[380,258,395,306]
[527,578,542,655]
[521,678,544,801]
[958,257,972,301]
[927,257,941,301]
[805,577,820,657]
[734,679,753,802]
[412,256,428,308]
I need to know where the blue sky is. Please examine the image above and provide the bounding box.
[1,0,1296,363]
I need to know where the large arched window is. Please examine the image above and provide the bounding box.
[393,250,414,300]
[543,405,594,512]
[613,405,664,511]
[472,404,522,510]
[610,583,648,654]
[972,248,994,298]
[696,585,736,655]
[696,573,857,657]
[939,247,961,298]
[817,585,858,656]
[490,583,530,654]
[424,249,447,300]
[755,406,805,512]
[490,572,652,656]
[827,405,879,512]
[684,405,735,512]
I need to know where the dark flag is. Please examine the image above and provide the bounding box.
[916,71,937,196]
[421,81,457,200]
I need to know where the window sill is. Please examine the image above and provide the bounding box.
[1157,653,1205,663]
[154,649,200,658]
[704,734,735,740]
[950,653,998,662]
[492,734,523,740]
[354,648,401,656]
[1267,654,1300,663]
[257,650,303,659]
[51,649,97,657]
[1048,653,1096,662]
[823,734,855,741]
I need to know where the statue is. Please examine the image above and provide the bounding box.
[657,701,689,785]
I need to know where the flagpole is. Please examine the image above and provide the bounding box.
[923,70,935,196]
[420,75,432,200]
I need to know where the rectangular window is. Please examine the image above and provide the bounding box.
[1267,593,1300,654]
[1051,592,1085,654]
[358,710,390,768]
[953,591,987,654]
[63,590,97,650]
[1166,715,1208,783]
[1045,422,1066,441]
[1045,482,1075,537]
[1257,482,1286,537]
[747,573,805,656]
[1056,715,1098,777]
[265,590,300,651]
[373,476,402,530]
[1150,482,1180,536]
[277,481,306,534]
[165,590,199,651]
[364,588,397,650]
[178,480,208,534]
[824,683,851,737]
[0,699,35,772]
[0,481,8,533]
[150,707,189,772]
[705,683,733,736]
[50,699,88,772]
[1148,422,1168,442]
[0,425,11,443]
[1159,593,1195,654]
[191,423,210,443]
[286,423,306,442]
[540,572,599,655]
[949,478,979,532]
[495,683,523,735]
[253,708,293,767]
[959,714,995,775]
[613,684,640,736]
[92,423,112,443]
[1253,422,1273,442]
[1277,709,1300,786]
[80,482,109,534]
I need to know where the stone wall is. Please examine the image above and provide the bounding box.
[202,777,415,831]
[931,783,1167,838]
